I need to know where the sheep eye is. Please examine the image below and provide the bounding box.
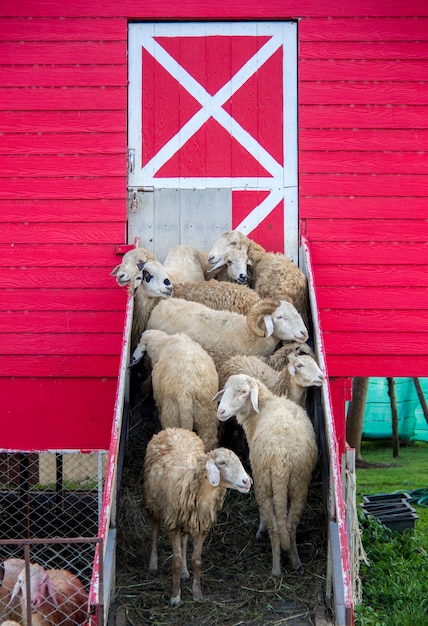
[142,270,152,282]
[164,279,172,286]
[217,460,226,466]
[227,260,232,266]
[297,364,303,368]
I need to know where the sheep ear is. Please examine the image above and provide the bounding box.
[208,258,227,272]
[133,273,142,293]
[249,383,259,413]
[137,261,146,271]
[212,389,224,403]
[8,580,21,605]
[288,363,296,376]
[46,575,60,608]
[110,265,120,277]
[263,315,274,337]
[206,459,220,486]
[130,344,146,366]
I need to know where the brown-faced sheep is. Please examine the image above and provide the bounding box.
[214,374,318,577]
[144,428,252,606]
[10,562,88,625]
[130,330,220,450]
[0,558,25,624]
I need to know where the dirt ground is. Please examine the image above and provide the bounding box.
[109,368,333,626]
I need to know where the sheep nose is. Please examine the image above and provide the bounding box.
[237,274,247,284]
[208,254,215,263]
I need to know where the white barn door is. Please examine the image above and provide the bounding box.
[128,22,298,262]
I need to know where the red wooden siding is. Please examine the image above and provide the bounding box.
[298,13,428,377]
[0,13,128,448]
[0,1,427,446]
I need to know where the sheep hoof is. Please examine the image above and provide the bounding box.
[170,595,181,607]
[271,567,282,577]
[181,571,190,581]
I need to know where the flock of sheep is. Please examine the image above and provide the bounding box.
[113,230,327,608]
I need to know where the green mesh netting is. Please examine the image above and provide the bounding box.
[362,378,428,442]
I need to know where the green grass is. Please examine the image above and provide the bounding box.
[354,440,428,626]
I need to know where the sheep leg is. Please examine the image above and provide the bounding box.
[256,514,266,539]
[169,530,183,607]
[258,497,282,577]
[286,493,308,574]
[181,534,190,580]
[191,532,206,601]
[148,517,160,572]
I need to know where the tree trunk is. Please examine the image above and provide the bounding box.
[387,377,400,458]
[346,377,369,461]
[413,377,428,426]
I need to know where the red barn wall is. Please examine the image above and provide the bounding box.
[0,1,427,448]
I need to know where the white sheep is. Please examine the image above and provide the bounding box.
[130,330,220,450]
[214,374,318,577]
[162,245,209,283]
[208,230,309,325]
[207,247,252,285]
[10,562,88,625]
[146,297,308,357]
[110,246,156,287]
[0,558,25,624]
[1,620,21,626]
[129,259,174,345]
[217,352,325,406]
[172,279,261,315]
[144,427,252,607]
[260,341,316,371]
[200,341,314,373]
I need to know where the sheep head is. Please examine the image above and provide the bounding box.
[247,298,309,342]
[287,353,326,387]
[205,447,252,493]
[133,260,174,298]
[214,374,260,423]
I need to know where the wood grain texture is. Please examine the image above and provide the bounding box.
[316,286,428,309]
[299,81,428,106]
[1,289,127,310]
[0,377,117,450]
[325,355,428,378]
[2,199,125,221]
[299,129,428,152]
[0,87,127,111]
[0,267,123,288]
[307,242,428,264]
[0,356,121,377]
[0,244,125,266]
[300,196,428,219]
[0,310,125,332]
[310,264,428,287]
[1,333,123,355]
[305,219,428,242]
[1,1,427,19]
[316,309,427,332]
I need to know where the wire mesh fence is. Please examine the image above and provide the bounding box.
[0,450,107,625]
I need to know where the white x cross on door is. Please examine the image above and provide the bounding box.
[128,21,298,262]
